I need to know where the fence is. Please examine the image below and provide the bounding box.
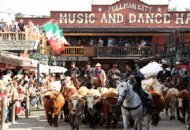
[0,91,30,129]
[0,32,40,41]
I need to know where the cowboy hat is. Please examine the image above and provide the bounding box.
[71,61,76,65]
[162,64,168,68]
[176,61,181,65]
[86,62,91,65]
[125,60,135,68]
[95,63,101,67]
[113,63,118,66]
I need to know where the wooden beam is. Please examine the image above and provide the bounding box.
[62,33,167,36]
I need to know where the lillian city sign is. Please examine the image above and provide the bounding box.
[51,0,190,27]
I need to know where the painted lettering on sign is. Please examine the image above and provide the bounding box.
[108,3,152,13]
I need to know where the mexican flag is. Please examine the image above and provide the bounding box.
[60,30,70,48]
[52,24,64,52]
[43,22,53,47]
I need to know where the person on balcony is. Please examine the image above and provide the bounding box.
[9,20,17,40]
[18,19,25,32]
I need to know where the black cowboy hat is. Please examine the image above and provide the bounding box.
[86,62,91,65]
[113,63,118,66]
[125,60,135,68]
[162,64,168,68]
[71,61,76,65]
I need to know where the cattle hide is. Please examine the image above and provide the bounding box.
[68,94,84,130]
[176,89,189,123]
[149,91,165,126]
[102,88,118,129]
[165,88,179,120]
[44,91,65,127]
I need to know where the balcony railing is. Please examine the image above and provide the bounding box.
[95,46,152,57]
[0,32,40,41]
[58,46,157,57]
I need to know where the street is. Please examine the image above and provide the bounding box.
[2,107,189,130]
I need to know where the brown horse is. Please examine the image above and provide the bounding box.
[94,74,105,88]
[171,74,188,91]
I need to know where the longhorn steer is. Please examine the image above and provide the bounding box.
[68,94,84,130]
[102,88,118,129]
[176,89,189,123]
[44,91,65,127]
[148,91,165,126]
[83,89,102,129]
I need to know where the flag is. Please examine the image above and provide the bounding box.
[52,24,64,52]
[60,30,70,47]
[168,0,172,2]
[43,22,53,47]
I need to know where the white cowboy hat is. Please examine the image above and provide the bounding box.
[176,61,181,65]
[95,63,101,67]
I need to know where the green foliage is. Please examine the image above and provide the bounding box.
[185,7,190,12]
[15,12,23,18]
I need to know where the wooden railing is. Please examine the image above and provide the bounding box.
[0,32,40,41]
[59,46,153,57]
[61,46,95,56]
[95,46,152,57]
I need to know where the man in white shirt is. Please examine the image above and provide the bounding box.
[2,70,13,83]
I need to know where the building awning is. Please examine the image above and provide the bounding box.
[60,27,190,33]
[0,54,39,68]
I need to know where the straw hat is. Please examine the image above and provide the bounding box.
[176,61,181,65]
[95,63,101,67]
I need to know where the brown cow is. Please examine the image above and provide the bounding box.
[44,91,65,127]
[102,88,118,129]
[176,89,189,123]
[62,87,78,122]
[148,91,165,126]
[165,88,179,120]
[68,93,84,130]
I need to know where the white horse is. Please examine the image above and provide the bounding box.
[116,80,151,130]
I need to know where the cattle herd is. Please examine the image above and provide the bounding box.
[43,77,189,130]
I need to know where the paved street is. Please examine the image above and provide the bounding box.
[2,107,189,130]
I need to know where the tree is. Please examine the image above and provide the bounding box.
[185,7,190,12]
[15,12,23,18]
[173,6,177,11]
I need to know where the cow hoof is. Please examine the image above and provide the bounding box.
[49,123,53,126]
[65,118,69,122]
[92,126,95,129]
[169,116,173,120]
[54,124,58,127]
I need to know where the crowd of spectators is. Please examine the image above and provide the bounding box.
[68,37,152,48]
[0,70,60,123]
[0,18,42,40]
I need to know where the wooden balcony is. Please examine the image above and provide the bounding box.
[59,46,156,58]
[0,32,43,51]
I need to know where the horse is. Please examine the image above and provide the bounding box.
[107,74,121,88]
[116,80,151,130]
[171,74,188,91]
[71,72,81,90]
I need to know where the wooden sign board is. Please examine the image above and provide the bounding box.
[0,40,36,51]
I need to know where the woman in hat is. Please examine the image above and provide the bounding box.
[171,61,185,77]
[113,60,156,120]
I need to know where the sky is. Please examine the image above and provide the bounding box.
[1,0,189,16]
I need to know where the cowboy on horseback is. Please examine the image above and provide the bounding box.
[79,62,94,86]
[171,61,186,89]
[65,61,81,77]
[107,64,120,88]
[156,64,171,84]
[171,61,185,77]
[94,63,106,87]
[113,60,156,120]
